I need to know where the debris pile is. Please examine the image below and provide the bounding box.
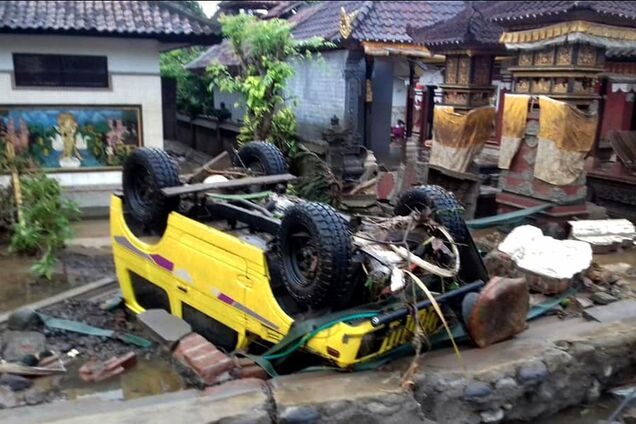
[477,224,635,320]
[0,299,167,409]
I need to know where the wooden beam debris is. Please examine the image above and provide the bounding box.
[162,173,297,197]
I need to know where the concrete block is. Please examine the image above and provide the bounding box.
[138,309,191,347]
[583,300,636,323]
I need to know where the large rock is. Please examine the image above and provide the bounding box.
[483,250,521,279]
[0,374,32,391]
[524,272,571,295]
[467,277,529,348]
[7,308,40,331]
[2,331,46,362]
[0,386,18,409]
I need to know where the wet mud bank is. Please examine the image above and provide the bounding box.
[0,246,114,313]
[0,298,191,408]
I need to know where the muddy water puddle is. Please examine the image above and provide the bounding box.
[0,245,114,313]
[33,357,184,402]
[0,252,71,312]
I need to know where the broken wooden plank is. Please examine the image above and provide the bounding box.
[188,151,233,184]
[162,173,297,198]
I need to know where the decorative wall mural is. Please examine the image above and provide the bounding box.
[0,106,142,169]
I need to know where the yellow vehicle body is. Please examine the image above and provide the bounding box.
[111,195,441,368]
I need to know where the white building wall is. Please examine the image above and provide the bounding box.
[0,34,164,189]
[285,50,347,142]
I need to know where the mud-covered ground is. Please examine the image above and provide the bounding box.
[0,298,192,408]
[0,246,115,313]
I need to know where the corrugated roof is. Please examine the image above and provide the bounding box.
[0,1,220,42]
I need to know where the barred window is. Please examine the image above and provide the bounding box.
[13,53,109,88]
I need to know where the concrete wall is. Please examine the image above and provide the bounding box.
[213,89,246,123]
[286,50,347,141]
[0,34,164,189]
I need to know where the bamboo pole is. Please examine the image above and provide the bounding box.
[5,142,24,225]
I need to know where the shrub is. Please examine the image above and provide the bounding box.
[9,173,81,279]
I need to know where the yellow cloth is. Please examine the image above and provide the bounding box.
[430,106,496,173]
[498,94,530,169]
[535,96,598,185]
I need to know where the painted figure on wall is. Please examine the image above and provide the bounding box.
[3,118,30,155]
[0,106,141,169]
[51,113,87,168]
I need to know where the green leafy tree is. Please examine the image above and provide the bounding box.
[208,14,329,155]
[160,47,215,117]
[160,1,216,117]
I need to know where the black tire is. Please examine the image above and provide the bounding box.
[278,202,353,308]
[236,141,287,175]
[123,147,180,233]
[395,185,469,243]
[394,185,489,283]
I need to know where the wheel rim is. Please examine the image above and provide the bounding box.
[288,229,318,287]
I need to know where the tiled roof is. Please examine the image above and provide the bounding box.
[289,1,368,42]
[188,1,465,72]
[290,1,464,43]
[186,39,239,71]
[489,1,636,23]
[0,1,220,42]
[351,1,463,43]
[411,1,504,50]
[264,1,307,20]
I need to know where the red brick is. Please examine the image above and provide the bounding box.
[173,333,234,385]
[376,172,395,201]
[79,352,137,382]
[230,364,269,380]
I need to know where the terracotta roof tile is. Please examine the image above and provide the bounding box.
[0,1,219,41]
